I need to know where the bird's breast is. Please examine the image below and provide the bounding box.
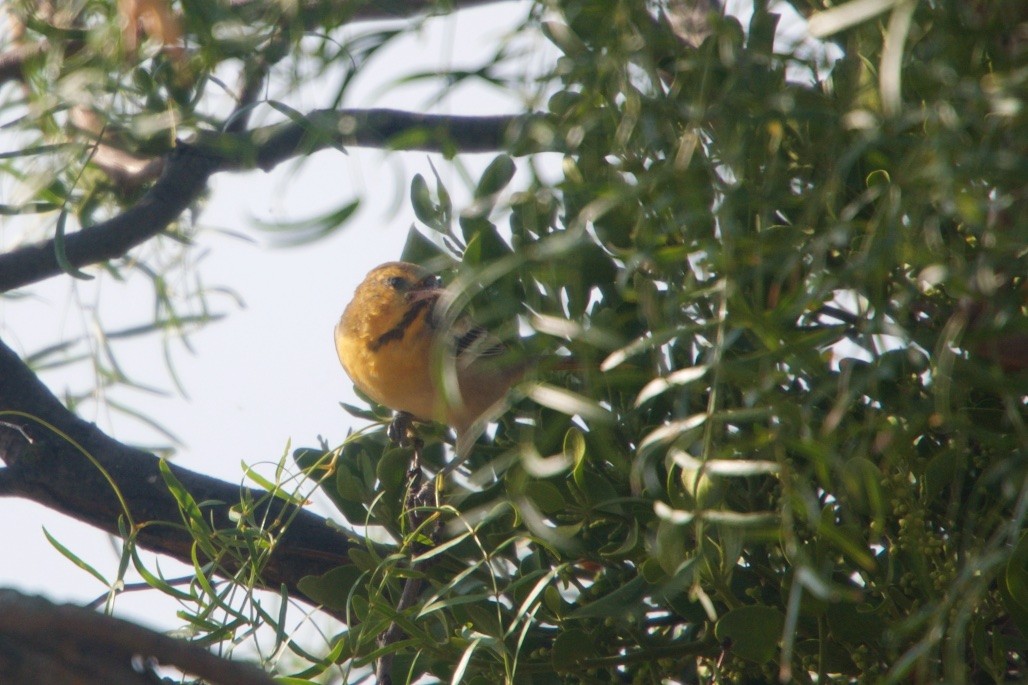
[335,311,441,423]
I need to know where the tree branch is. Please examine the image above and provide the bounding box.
[0,0,515,86]
[0,109,545,293]
[0,337,351,617]
[0,589,280,685]
[234,108,544,171]
[0,144,220,293]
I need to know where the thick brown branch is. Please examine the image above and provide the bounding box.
[0,589,279,685]
[233,108,544,171]
[0,144,220,293]
[229,0,509,24]
[0,109,545,293]
[0,337,351,616]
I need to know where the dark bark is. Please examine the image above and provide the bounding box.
[0,144,220,294]
[235,109,540,171]
[0,337,351,617]
[0,109,542,294]
[0,589,280,685]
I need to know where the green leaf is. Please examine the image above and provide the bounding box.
[452,636,485,684]
[410,173,440,228]
[570,576,648,619]
[460,218,511,264]
[474,154,515,198]
[551,628,594,668]
[1004,532,1028,635]
[252,199,359,247]
[297,566,366,611]
[53,209,93,280]
[159,459,207,532]
[524,481,566,515]
[43,528,109,586]
[376,446,412,491]
[400,225,453,266]
[715,605,785,663]
[825,602,887,645]
[635,366,707,406]
[240,462,307,506]
[523,382,613,423]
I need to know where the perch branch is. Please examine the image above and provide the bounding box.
[0,588,280,685]
[0,337,351,618]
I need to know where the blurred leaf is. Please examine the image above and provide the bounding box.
[297,566,365,611]
[253,200,359,247]
[474,154,515,199]
[551,628,594,668]
[53,209,93,280]
[636,366,708,406]
[715,605,785,663]
[1004,532,1028,627]
[523,382,613,423]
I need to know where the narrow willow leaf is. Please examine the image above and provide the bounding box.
[411,530,472,563]
[129,548,193,601]
[531,312,583,339]
[523,382,613,423]
[507,568,560,637]
[252,199,359,247]
[519,443,573,478]
[880,0,917,117]
[635,365,708,406]
[655,501,779,528]
[240,463,307,506]
[451,637,483,685]
[808,0,902,38]
[638,414,707,455]
[670,449,781,476]
[43,528,109,586]
[54,209,93,280]
[601,320,716,371]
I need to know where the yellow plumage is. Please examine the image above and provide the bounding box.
[335,262,523,449]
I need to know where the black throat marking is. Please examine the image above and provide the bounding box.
[369,298,433,352]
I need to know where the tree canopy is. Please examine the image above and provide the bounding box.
[1,0,1026,683]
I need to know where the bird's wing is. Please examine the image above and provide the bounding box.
[451,320,506,366]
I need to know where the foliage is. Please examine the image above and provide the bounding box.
[2,0,1026,683]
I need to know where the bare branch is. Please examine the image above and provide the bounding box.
[0,337,351,617]
[0,588,280,685]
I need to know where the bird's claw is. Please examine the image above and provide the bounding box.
[388,411,416,446]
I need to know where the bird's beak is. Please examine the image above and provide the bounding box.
[406,275,444,304]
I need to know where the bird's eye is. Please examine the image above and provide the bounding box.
[421,274,442,289]
[387,276,409,291]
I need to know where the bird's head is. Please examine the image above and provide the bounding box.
[344,261,444,334]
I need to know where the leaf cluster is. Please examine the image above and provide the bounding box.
[295,1,1027,683]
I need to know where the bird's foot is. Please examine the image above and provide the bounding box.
[388,411,416,446]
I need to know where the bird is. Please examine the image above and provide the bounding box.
[334,261,525,459]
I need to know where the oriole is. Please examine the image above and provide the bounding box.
[335,262,524,455]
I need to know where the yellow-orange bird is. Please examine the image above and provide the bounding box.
[335,261,523,456]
